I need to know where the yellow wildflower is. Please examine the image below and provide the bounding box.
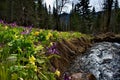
[29,55,36,65]
[34,65,37,72]
[5,26,8,29]
[46,36,49,40]
[40,29,43,33]
[48,32,53,37]
[20,35,23,38]
[15,35,18,39]
[55,69,60,77]
[34,31,39,36]
[19,78,24,80]
[46,32,53,40]
[50,42,53,46]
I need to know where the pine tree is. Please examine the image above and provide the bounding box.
[6,0,36,26]
[53,6,58,30]
[103,0,113,32]
[43,3,49,29]
[0,0,11,21]
[75,0,91,33]
[48,5,51,14]
[48,5,55,29]
[114,0,119,11]
[114,0,120,33]
[37,0,47,28]
[76,0,91,19]
[92,7,96,15]
[70,11,81,31]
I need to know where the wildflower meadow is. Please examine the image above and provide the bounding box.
[0,20,88,80]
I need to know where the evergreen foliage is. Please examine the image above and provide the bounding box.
[0,0,120,33]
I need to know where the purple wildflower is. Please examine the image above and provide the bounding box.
[21,30,30,35]
[4,22,8,25]
[27,24,33,28]
[21,31,29,35]
[21,27,32,35]
[64,73,70,80]
[28,26,32,32]
[47,43,59,54]
[9,22,17,27]
[0,20,4,24]
[21,26,32,34]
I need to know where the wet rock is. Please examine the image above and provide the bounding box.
[68,42,120,80]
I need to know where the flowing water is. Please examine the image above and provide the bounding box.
[68,42,120,80]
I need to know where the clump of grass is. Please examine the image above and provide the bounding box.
[0,62,11,80]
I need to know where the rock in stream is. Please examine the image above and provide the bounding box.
[68,42,120,80]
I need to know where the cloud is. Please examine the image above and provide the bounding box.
[44,0,54,6]
[90,0,104,11]
[62,3,72,13]
[44,0,72,13]
[44,0,120,13]
[43,0,55,9]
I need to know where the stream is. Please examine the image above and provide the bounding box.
[68,42,120,80]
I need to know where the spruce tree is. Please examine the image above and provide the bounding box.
[103,0,113,32]
[114,0,120,33]
[114,0,119,11]
[75,0,91,33]
[76,0,91,19]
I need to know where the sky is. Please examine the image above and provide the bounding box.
[44,0,120,13]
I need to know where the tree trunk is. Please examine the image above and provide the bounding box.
[105,0,113,32]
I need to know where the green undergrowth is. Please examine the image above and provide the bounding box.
[0,23,91,80]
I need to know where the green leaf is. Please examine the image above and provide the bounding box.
[36,59,45,64]
[48,54,60,59]
[11,73,18,80]
[35,45,44,51]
